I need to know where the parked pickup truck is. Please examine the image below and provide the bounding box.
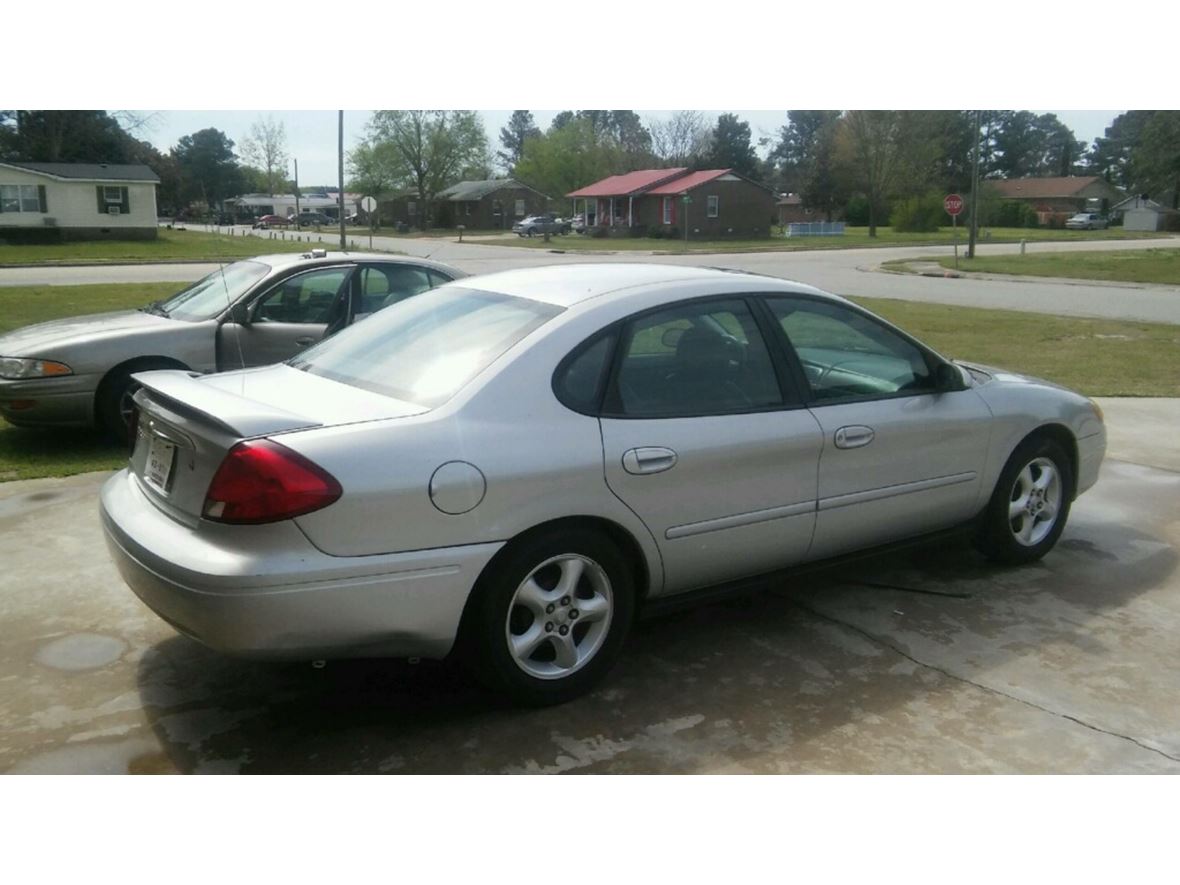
[512,214,571,237]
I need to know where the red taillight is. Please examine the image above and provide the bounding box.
[203,439,342,524]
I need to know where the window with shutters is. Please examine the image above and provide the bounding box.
[96,185,130,215]
[707,195,719,218]
[662,197,673,224]
[104,186,123,204]
[1,184,45,213]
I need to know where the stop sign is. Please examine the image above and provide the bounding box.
[944,194,965,217]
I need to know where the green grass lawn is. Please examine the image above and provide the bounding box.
[853,296,1180,397]
[0,281,186,334]
[0,282,1176,481]
[935,248,1180,285]
[0,228,324,264]
[465,226,1172,253]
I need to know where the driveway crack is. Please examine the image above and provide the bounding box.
[789,598,1180,766]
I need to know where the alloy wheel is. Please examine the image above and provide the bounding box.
[1008,456,1062,547]
[504,554,613,680]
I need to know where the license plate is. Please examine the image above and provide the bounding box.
[145,435,177,492]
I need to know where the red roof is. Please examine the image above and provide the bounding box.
[646,169,732,195]
[566,168,688,198]
[989,176,1104,199]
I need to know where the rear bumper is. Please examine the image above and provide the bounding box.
[100,469,502,660]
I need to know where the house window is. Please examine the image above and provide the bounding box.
[1,185,43,213]
[707,195,719,218]
[407,201,417,216]
[515,199,525,216]
[662,197,673,225]
[104,186,123,204]
[464,202,472,216]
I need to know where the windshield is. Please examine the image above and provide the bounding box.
[290,286,562,408]
[156,260,271,321]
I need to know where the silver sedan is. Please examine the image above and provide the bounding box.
[100,264,1106,705]
[0,250,463,435]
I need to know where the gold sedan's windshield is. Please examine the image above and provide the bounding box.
[156,261,270,321]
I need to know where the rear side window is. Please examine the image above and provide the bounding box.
[292,287,561,409]
[554,333,615,414]
[606,298,783,417]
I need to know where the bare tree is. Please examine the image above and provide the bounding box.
[648,111,710,167]
[240,115,290,195]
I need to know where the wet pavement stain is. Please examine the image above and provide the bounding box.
[34,634,127,671]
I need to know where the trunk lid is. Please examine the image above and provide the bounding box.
[127,365,425,525]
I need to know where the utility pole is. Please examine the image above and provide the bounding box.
[293,158,301,221]
[338,111,346,251]
[968,109,982,259]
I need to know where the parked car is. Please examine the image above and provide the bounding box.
[252,215,288,229]
[100,264,1105,705]
[1065,212,1108,230]
[297,212,334,227]
[570,213,587,234]
[0,251,464,436]
[513,214,570,237]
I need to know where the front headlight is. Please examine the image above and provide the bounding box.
[1088,398,1105,423]
[0,357,73,380]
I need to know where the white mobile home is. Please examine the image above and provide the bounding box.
[0,161,160,242]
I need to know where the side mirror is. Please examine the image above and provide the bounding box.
[230,301,252,325]
[935,361,964,392]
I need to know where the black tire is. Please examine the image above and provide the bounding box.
[96,361,178,441]
[526,228,535,238]
[464,528,635,706]
[975,434,1074,565]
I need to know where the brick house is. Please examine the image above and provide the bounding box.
[434,179,551,229]
[776,193,813,225]
[568,168,776,238]
[989,176,1125,227]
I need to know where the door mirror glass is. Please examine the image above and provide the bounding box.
[935,361,964,392]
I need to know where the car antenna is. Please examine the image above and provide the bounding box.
[217,261,249,384]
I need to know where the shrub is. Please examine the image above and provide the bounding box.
[990,200,1038,228]
[891,192,946,233]
[589,226,608,238]
[647,227,664,239]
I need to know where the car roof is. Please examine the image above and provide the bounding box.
[251,251,464,275]
[460,263,829,308]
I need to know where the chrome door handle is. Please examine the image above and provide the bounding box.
[834,425,875,449]
[622,447,678,475]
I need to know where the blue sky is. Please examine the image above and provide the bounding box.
[139,110,1125,188]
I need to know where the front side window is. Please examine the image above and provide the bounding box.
[253,268,351,324]
[292,287,561,409]
[767,297,935,401]
[707,195,719,218]
[157,260,271,321]
[608,298,782,418]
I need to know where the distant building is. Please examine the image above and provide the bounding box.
[434,179,551,229]
[776,193,813,225]
[0,161,159,242]
[1111,195,1173,232]
[229,192,360,221]
[568,168,776,238]
[989,176,1124,227]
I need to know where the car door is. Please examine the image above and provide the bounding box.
[220,265,356,368]
[592,296,824,595]
[763,295,994,561]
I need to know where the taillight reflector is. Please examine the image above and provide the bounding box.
[203,439,342,524]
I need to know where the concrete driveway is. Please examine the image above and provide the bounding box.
[1,398,1178,774]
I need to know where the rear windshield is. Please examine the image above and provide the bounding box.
[159,260,270,321]
[290,287,562,408]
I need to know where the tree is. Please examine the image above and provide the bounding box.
[649,110,710,168]
[988,111,1085,179]
[1133,111,1180,209]
[239,115,289,195]
[769,110,841,193]
[173,128,242,209]
[1088,111,1153,189]
[366,110,488,228]
[833,110,942,236]
[706,113,759,179]
[497,110,541,173]
[514,117,622,206]
[0,110,134,163]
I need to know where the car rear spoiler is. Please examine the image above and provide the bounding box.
[131,370,322,438]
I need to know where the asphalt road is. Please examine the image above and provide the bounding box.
[3,228,1179,324]
[2,398,1179,773]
